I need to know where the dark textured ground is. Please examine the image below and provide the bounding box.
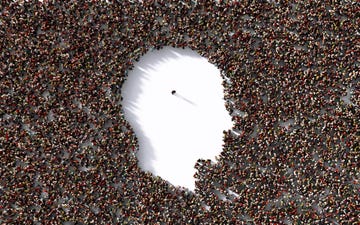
[0,0,359,224]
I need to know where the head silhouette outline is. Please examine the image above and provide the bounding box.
[121,47,233,191]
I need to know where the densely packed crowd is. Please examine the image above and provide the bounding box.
[1,0,358,224]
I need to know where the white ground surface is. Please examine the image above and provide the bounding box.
[121,47,233,191]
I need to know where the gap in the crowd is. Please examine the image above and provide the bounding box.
[121,47,233,191]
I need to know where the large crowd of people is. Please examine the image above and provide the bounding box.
[1,0,358,224]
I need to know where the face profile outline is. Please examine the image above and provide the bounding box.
[121,47,233,191]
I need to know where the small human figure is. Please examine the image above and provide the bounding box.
[171,90,176,95]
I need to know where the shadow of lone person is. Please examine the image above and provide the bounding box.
[172,90,196,106]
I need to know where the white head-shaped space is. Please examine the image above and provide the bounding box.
[121,47,233,191]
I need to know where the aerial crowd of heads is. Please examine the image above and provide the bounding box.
[1,0,358,224]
